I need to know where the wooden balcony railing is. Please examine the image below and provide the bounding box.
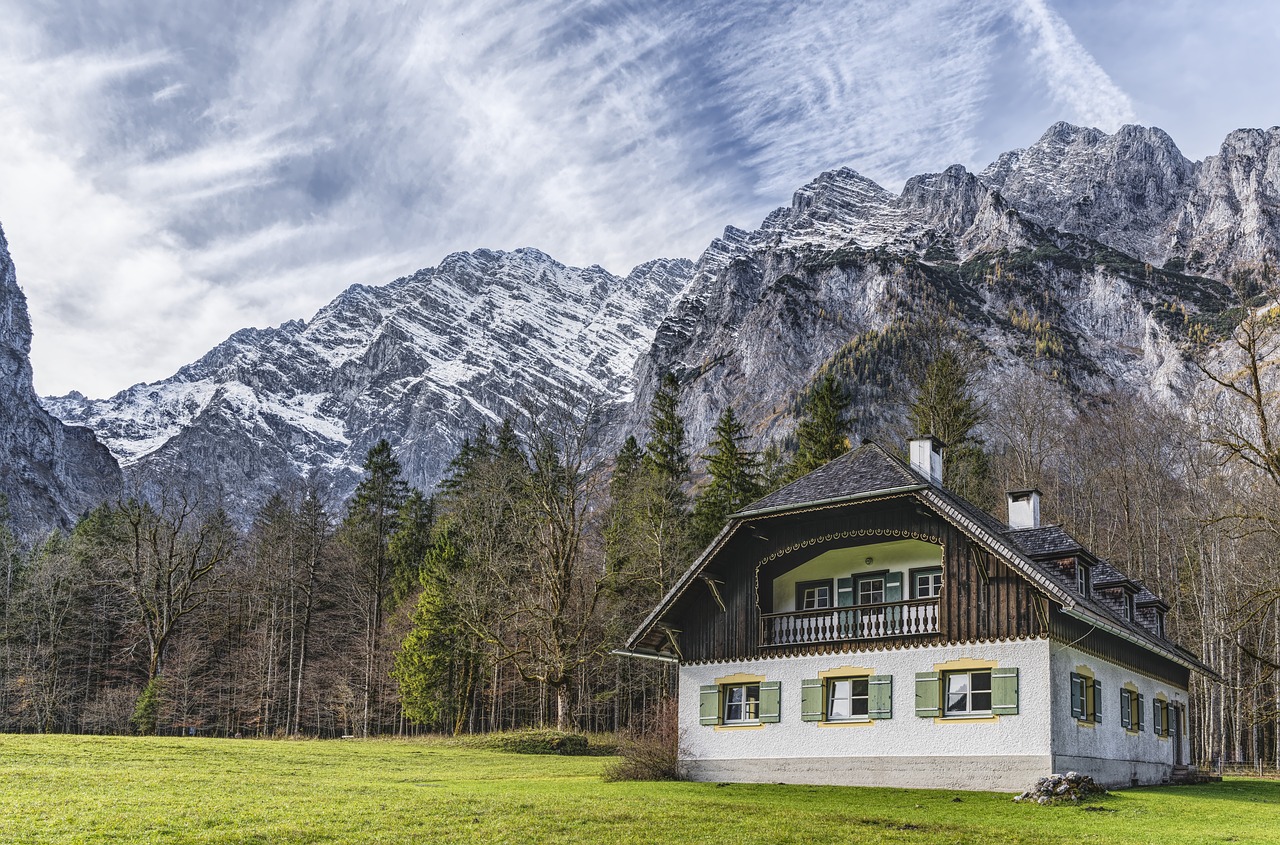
[760,598,940,647]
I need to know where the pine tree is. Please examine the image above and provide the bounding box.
[788,372,853,479]
[692,407,762,546]
[342,439,410,736]
[643,373,690,483]
[908,348,991,504]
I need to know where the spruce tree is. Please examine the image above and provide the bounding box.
[908,348,991,504]
[692,406,763,546]
[643,373,690,483]
[788,372,853,479]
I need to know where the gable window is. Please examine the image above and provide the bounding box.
[1070,671,1102,723]
[912,568,943,599]
[1120,686,1145,732]
[945,670,992,716]
[699,677,781,727]
[797,579,833,611]
[1075,562,1090,596]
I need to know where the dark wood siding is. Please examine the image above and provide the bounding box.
[669,494,1047,663]
[1049,608,1191,688]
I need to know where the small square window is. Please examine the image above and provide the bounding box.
[797,579,833,611]
[945,670,992,716]
[827,677,870,721]
[723,683,760,723]
[913,569,943,599]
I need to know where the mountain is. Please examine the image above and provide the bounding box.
[624,122,1269,448]
[0,225,121,537]
[46,249,692,516]
[36,121,1280,523]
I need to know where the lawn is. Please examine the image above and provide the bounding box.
[1,735,1276,844]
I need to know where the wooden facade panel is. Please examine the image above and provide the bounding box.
[674,494,1048,663]
[1049,608,1190,688]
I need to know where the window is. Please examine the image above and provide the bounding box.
[1120,687,1145,732]
[1070,672,1102,723]
[916,667,1018,717]
[945,670,992,716]
[827,677,870,721]
[699,680,781,726]
[858,577,885,605]
[1124,593,1136,622]
[1155,611,1166,638]
[1153,698,1171,737]
[801,674,893,722]
[912,569,943,599]
[1075,563,1090,596]
[723,683,760,723]
[797,579,833,610]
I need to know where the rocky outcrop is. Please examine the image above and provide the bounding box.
[0,225,121,537]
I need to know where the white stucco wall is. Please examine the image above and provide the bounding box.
[679,639,1053,791]
[1049,644,1190,787]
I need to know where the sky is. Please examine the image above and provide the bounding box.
[1,0,1277,398]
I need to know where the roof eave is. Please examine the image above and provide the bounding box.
[1060,605,1218,679]
[731,482,928,520]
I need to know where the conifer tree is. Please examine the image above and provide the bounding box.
[908,347,991,505]
[788,372,853,480]
[643,373,690,483]
[692,407,762,546]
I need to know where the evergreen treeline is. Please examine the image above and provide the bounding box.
[1,296,1279,773]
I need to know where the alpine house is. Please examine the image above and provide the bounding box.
[623,437,1211,791]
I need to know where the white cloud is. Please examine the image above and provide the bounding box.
[1012,0,1138,131]
[0,0,1151,399]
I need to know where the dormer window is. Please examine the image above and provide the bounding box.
[1075,562,1090,596]
[1155,610,1166,638]
[1124,593,1136,622]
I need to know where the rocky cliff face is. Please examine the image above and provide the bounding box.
[0,225,121,537]
[625,122,1264,449]
[46,249,692,517]
[34,121,1280,523]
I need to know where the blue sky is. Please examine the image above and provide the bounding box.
[0,0,1276,397]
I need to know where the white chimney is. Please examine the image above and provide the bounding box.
[909,436,945,486]
[1007,489,1042,529]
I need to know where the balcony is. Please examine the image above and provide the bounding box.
[760,598,940,647]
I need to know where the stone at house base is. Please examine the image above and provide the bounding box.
[1013,771,1107,804]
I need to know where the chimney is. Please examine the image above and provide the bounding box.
[909,436,946,486]
[1006,489,1042,529]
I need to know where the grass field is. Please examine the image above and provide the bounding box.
[1,735,1277,844]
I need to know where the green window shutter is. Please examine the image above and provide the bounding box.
[836,577,854,607]
[885,571,904,602]
[1092,680,1102,723]
[801,678,823,721]
[1138,693,1145,731]
[992,667,1019,715]
[759,681,782,723]
[1120,690,1132,729]
[869,674,893,720]
[699,685,721,726]
[1070,673,1084,719]
[1153,700,1163,736]
[915,672,940,717]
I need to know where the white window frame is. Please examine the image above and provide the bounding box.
[722,682,761,724]
[826,676,870,722]
[944,670,992,717]
[913,569,943,599]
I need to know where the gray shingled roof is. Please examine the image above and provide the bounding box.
[737,442,922,514]
[1004,525,1085,558]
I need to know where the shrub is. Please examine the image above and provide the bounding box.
[473,729,592,756]
[603,698,685,782]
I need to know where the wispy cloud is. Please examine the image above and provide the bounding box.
[0,0,1151,398]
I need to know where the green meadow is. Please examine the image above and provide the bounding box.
[1,735,1276,844]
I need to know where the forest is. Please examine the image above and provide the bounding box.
[0,298,1277,774]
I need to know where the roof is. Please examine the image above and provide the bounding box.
[626,440,1212,676]
[737,444,921,514]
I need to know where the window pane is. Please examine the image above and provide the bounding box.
[972,691,992,712]
[946,675,969,713]
[971,672,991,692]
[744,684,760,720]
